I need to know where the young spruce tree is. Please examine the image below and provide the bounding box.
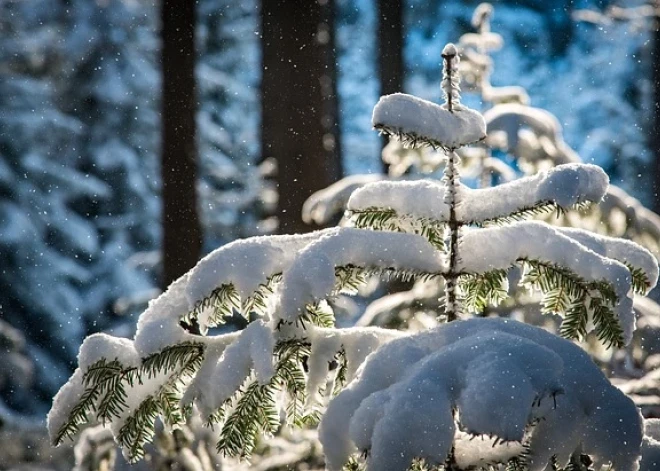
[49,43,659,470]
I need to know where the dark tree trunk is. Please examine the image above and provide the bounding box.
[377,0,404,169]
[652,5,660,214]
[261,0,343,234]
[161,0,202,288]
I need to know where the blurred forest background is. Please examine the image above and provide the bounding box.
[0,0,657,467]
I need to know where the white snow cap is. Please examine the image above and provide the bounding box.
[274,227,444,323]
[302,174,384,225]
[557,227,659,292]
[319,318,643,471]
[347,163,608,225]
[372,93,486,149]
[347,179,450,222]
[442,42,458,56]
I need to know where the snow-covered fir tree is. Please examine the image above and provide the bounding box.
[47,42,660,470]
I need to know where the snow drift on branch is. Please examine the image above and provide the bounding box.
[319,317,643,471]
[372,93,486,149]
[347,163,608,225]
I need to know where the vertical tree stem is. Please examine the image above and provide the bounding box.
[444,149,460,321]
[440,47,462,321]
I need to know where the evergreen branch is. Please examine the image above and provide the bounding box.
[522,260,588,306]
[298,303,335,329]
[205,401,230,430]
[159,389,186,428]
[520,259,624,347]
[479,200,564,226]
[333,264,441,297]
[141,342,205,379]
[53,380,103,445]
[506,457,526,471]
[117,395,160,462]
[242,273,283,316]
[95,366,139,424]
[186,283,241,328]
[559,296,589,340]
[375,124,445,150]
[351,207,399,231]
[217,339,311,458]
[54,359,138,444]
[460,269,508,313]
[218,378,279,458]
[479,201,594,227]
[335,266,368,295]
[350,208,445,250]
[375,123,485,152]
[541,284,571,316]
[295,264,441,332]
[83,360,126,387]
[277,340,312,427]
[590,297,625,349]
[116,343,205,462]
[572,201,593,212]
[333,348,348,396]
[184,275,284,329]
[625,263,651,294]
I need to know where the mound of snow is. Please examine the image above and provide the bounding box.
[319,317,642,471]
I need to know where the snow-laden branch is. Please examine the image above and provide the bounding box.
[301,174,385,225]
[601,185,660,256]
[556,227,659,293]
[484,103,580,168]
[47,335,141,446]
[347,163,608,226]
[274,228,444,324]
[372,93,486,149]
[319,318,643,471]
[462,163,607,223]
[347,179,449,223]
[458,221,636,343]
[48,226,447,460]
[134,231,326,356]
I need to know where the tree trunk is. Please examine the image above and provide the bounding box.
[652,4,660,214]
[261,0,343,234]
[377,0,404,170]
[161,0,202,288]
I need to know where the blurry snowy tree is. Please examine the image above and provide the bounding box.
[48,42,660,470]
[0,0,160,416]
[574,1,660,213]
[261,0,343,234]
[197,0,277,248]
